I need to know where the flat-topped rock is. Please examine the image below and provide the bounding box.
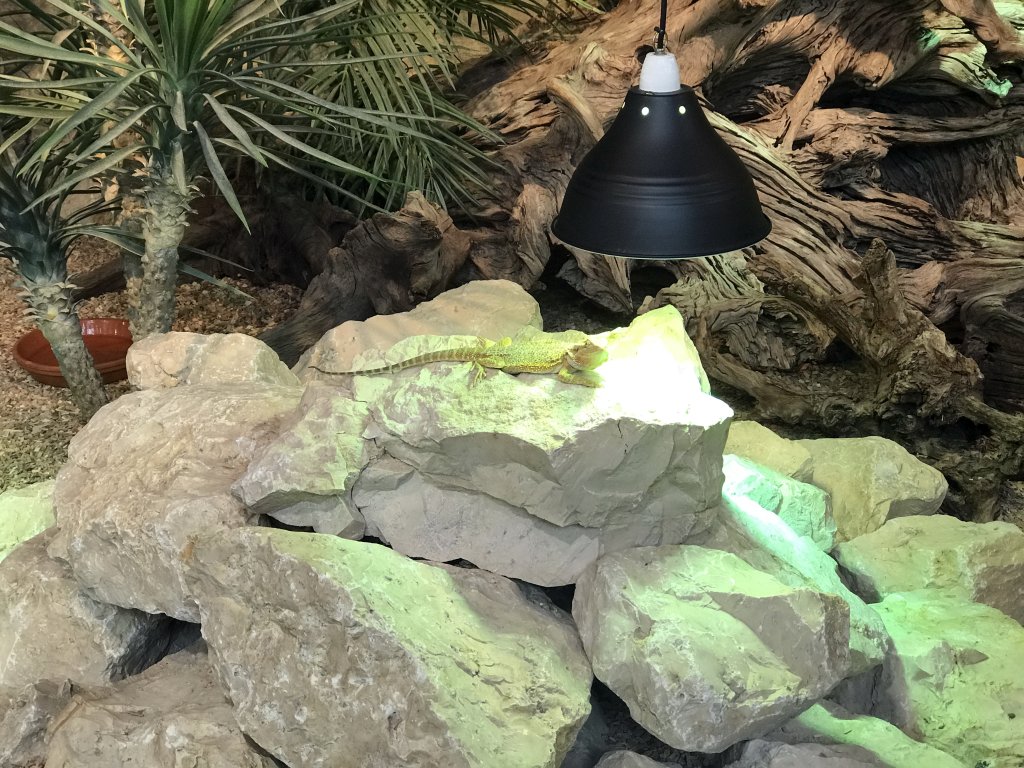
[573,545,850,752]
[725,421,813,481]
[349,306,731,585]
[187,527,593,768]
[834,515,1024,623]
[127,332,299,390]
[796,436,947,542]
[297,279,543,378]
[595,752,681,768]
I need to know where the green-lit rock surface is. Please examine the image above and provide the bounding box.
[127,332,300,390]
[764,701,965,768]
[796,437,946,542]
[0,480,54,564]
[350,305,731,586]
[834,515,1024,623]
[723,454,836,550]
[233,383,376,536]
[186,528,593,768]
[702,490,890,674]
[873,590,1024,768]
[572,546,850,752]
[725,421,813,481]
[44,643,277,768]
[50,384,302,621]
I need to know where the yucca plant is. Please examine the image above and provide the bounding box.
[0,0,588,339]
[0,121,126,419]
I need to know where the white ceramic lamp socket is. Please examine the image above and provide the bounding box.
[638,50,681,93]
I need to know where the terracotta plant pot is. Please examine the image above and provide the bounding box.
[13,318,133,388]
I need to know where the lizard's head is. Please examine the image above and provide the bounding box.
[566,339,609,371]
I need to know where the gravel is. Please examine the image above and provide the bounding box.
[1,238,302,493]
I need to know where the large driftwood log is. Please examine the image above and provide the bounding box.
[449,0,1024,521]
[177,0,1023,520]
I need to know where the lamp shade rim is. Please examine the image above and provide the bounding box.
[552,213,772,259]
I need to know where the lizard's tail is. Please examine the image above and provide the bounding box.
[309,346,491,377]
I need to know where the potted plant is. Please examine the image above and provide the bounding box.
[0,119,132,418]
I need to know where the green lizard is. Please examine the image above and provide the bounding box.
[309,329,609,387]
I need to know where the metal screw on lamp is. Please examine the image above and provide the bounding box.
[551,1,771,260]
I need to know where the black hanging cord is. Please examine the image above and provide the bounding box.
[655,0,668,50]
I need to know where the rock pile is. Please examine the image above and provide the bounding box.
[1,280,1020,767]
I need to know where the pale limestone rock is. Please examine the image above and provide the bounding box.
[725,740,888,767]
[725,421,813,481]
[697,490,890,675]
[595,752,681,767]
[350,306,731,585]
[0,681,71,768]
[764,701,965,768]
[0,531,169,691]
[873,590,1024,768]
[127,331,299,390]
[834,515,1024,623]
[572,546,850,753]
[796,436,947,542]
[50,384,302,621]
[187,527,593,768]
[44,644,276,768]
[354,458,602,585]
[723,454,836,550]
[296,279,543,379]
[0,479,54,563]
[233,383,376,535]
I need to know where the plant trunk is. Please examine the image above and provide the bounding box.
[36,313,108,420]
[133,176,190,339]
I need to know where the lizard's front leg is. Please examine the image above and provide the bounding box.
[557,366,602,387]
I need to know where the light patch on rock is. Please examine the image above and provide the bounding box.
[572,546,850,752]
[763,701,965,768]
[44,643,277,768]
[128,331,299,390]
[187,527,593,768]
[50,384,302,621]
[0,479,54,564]
[796,436,947,542]
[233,382,376,535]
[726,421,813,481]
[873,590,1024,768]
[834,515,1024,623]
[0,531,170,691]
[723,454,836,550]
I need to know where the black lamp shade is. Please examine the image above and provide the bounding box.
[552,86,771,259]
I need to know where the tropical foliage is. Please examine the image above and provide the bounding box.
[0,119,126,418]
[0,0,588,338]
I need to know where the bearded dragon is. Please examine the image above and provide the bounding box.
[309,330,609,387]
